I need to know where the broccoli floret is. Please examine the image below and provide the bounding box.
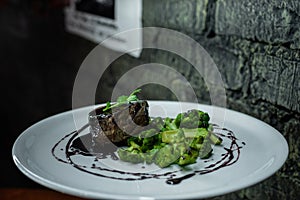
[127,136,142,147]
[174,113,182,128]
[118,109,220,168]
[177,148,199,166]
[176,109,210,129]
[189,136,204,150]
[164,117,178,130]
[137,129,163,152]
[127,140,141,151]
[140,137,155,152]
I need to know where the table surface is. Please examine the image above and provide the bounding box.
[0,188,86,200]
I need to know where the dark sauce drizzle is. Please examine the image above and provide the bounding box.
[51,124,245,185]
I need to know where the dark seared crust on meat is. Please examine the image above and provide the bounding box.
[88,101,150,146]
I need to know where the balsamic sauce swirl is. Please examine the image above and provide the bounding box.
[51,124,245,185]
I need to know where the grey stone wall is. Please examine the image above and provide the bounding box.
[103,0,300,199]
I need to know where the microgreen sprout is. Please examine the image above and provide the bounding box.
[103,89,142,111]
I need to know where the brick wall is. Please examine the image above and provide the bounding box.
[103,0,300,199]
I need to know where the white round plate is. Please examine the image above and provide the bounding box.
[12,101,288,199]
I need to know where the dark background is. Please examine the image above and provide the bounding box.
[0,0,96,188]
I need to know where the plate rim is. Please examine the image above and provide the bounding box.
[12,100,289,199]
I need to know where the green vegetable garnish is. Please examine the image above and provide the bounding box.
[103,89,142,112]
[117,108,222,168]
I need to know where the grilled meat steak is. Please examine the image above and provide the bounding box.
[88,101,150,147]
